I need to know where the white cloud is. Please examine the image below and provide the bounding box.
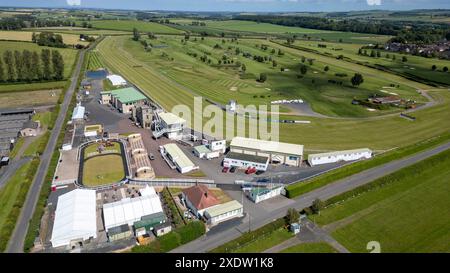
[366,0,382,5]
[66,0,81,6]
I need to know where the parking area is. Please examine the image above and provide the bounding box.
[53,149,79,185]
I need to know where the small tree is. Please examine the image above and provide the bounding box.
[308,59,314,66]
[444,66,449,72]
[286,208,299,225]
[351,73,364,87]
[324,66,329,72]
[241,64,246,73]
[432,65,437,71]
[301,56,306,63]
[272,60,277,68]
[259,73,267,83]
[300,64,308,75]
[311,198,324,215]
[132,27,140,41]
[402,56,408,62]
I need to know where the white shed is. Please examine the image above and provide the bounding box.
[50,189,97,248]
[107,75,127,86]
[308,148,372,166]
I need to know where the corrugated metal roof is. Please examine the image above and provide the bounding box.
[307,148,372,160]
[163,143,195,170]
[110,87,147,104]
[205,200,243,218]
[230,137,303,156]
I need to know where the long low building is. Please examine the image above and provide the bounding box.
[223,152,270,171]
[51,189,97,248]
[102,189,164,231]
[127,133,155,179]
[204,200,243,226]
[160,143,196,173]
[230,137,304,167]
[307,148,373,166]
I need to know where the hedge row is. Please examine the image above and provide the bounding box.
[161,187,185,228]
[23,51,86,252]
[286,132,450,198]
[210,218,286,253]
[131,220,206,253]
[0,158,40,252]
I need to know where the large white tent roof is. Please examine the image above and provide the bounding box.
[107,75,127,86]
[71,103,85,120]
[103,192,163,230]
[51,189,97,248]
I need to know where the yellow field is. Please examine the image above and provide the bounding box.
[0,30,91,46]
[0,89,62,107]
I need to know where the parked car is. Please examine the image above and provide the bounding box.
[230,166,237,173]
[257,178,270,183]
[255,170,265,175]
[245,167,256,174]
[222,166,229,173]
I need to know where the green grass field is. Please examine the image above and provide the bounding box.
[83,142,121,158]
[0,81,67,93]
[82,154,125,186]
[0,41,78,79]
[233,228,294,253]
[89,20,184,34]
[314,149,450,253]
[287,39,450,86]
[280,242,338,253]
[95,35,450,151]
[87,50,104,70]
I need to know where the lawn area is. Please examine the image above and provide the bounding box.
[96,35,450,151]
[315,149,450,253]
[233,228,294,253]
[33,111,53,128]
[288,39,450,86]
[89,20,184,34]
[9,138,25,159]
[0,30,91,46]
[0,89,61,108]
[0,81,66,93]
[280,242,338,253]
[82,154,125,186]
[83,142,121,158]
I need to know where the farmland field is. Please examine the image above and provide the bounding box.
[0,30,91,46]
[89,20,184,34]
[96,35,450,151]
[0,89,61,107]
[170,19,392,43]
[315,149,450,253]
[82,154,125,186]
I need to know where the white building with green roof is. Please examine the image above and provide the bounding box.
[101,87,147,114]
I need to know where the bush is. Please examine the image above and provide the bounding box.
[131,221,206,253]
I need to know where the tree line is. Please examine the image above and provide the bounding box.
[0,49,64,83]
[233,15,450,43]
[32,32,66,48]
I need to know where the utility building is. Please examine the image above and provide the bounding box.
[160,143,197,173]
[308,148,372,166]
[230,137,304,167]
[152,112,186,139]
[101,87,147,114]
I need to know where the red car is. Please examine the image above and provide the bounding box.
[222,166,230,173]
[245,167,257,174]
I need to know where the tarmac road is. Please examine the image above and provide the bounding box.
[6,50,86,253]
[171,141,450,253]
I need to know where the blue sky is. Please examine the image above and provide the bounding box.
[1,0,449,12]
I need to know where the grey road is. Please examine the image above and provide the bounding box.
[171,141,450,253]
[6,50,86,253]
[0,157,33,189]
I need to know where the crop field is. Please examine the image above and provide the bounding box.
[26,27,131,36]
[82,154,125,186]
[0,41,78,78]
[0,89,61,107]
[96,35,450,151]
[170,19,391,43]
[287,39,450,86]
[0,30,91,46]
[89,20,184,34]
[316,149,450,253]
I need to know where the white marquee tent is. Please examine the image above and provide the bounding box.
[51,189,97,248]
[103,189,163,230]
[107,75,127,86]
